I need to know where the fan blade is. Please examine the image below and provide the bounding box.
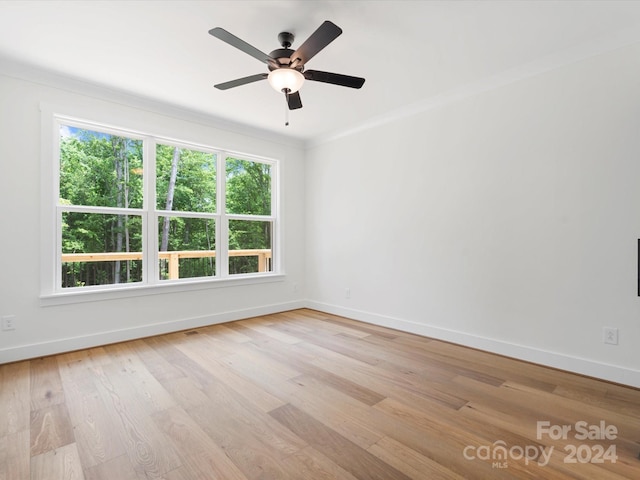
[209,27,273,65]
[214,73,268,90]
[289,21,342,67]
[304,70,365,89]
[286,91,303,110]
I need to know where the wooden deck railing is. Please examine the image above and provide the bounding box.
[61,249,272,279]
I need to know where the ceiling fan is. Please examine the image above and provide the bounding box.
[208,21,365,113]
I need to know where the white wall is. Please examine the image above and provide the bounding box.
[305,43,640,387]
[0,69,306,362]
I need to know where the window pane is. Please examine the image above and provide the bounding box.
[228,220,272,274]
[158,216,216,280]
[61,212,142,288]
[59,126,143,208]
[156,144,217,213]
[225,158,271,215]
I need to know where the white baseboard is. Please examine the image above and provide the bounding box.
[0,300,305,364]
[305,301,640,389]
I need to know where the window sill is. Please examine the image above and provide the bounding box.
[40,273,285,307]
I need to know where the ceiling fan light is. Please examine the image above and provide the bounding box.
[268,68,305,93]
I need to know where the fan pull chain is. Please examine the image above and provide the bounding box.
[284,90,290,126]
[285,99,289,126]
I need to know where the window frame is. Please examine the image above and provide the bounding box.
[40,106,282,305]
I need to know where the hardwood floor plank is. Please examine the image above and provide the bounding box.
[293,341,469,410]
[232,316,303,345]
[56,347,112,370]
[57,357,126,468]
[128,339,186,383]
[200,340,383,450]
[279,310,372,339]
[91,366,182,478]
[270,403,412,480]
[243,336,387,406]
[30,442,85,480]
[30,403,75,456]
[379,337,507,387]
[163,465,210,480]
[151,406,249,480]
[156,376,211,411]
[287,376,514,478]
[270,321,384,366]
[82,454,139,480]
[178,449,251,480]
[296,309,400,339]
[373,396,552,472]
[187,402,300,480]
[30,357,65,410]
[499,380,640,438]
[144,335,219,387]
[282,375,384,449]
[201,323,254,344]
[606,383,640,405]
[366,401,515,479]
[102,343,177,413]
[368,436,466,480]
[176,340,287,413]
[460,401,640,479]
[0,361,30,437]
[198,378,307,458]
[361,334,481,383]
[0,429,29,480]
[421,340,561,392]
[554,384,640,419]
[280,445,362,480]
[221,345,301,383]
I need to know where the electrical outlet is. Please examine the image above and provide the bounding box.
[603,327,618,345]
[345,287,351,299]
[1,315,16,331]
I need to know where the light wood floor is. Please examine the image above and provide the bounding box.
[1,309,639,479]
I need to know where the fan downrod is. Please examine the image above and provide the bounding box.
[278,32,294,48]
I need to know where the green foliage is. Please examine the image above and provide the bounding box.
[60,130,143,208]
[156,144,216,213]
[226,157,271,215]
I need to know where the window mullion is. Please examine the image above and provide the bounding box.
[51,118,62,293]
[55,207,63,292]
[218,151,228,278]
[272,157,279,273]
[225,214,276,222]
[145,137,158,285]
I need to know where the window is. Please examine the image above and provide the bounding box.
[53,116,277,294]
[155,143,218,281]
[226,157,273,275]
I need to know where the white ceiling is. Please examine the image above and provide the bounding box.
[1,0,640,143]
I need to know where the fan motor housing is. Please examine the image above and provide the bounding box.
[268,48,303,71]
